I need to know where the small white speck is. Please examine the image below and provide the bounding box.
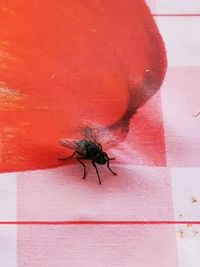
[145,69,150,72]
[50,74,55,79]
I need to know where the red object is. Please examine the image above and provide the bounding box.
[0,0,166,171]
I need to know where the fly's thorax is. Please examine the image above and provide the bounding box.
[84,142,106,164]
[85,142,100,156]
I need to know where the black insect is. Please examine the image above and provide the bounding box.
[58,127,117,184]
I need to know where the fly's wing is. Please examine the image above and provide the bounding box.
[81,127,100,146]
[58,138,86,155]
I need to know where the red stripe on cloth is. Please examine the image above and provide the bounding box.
[1,220,200,225]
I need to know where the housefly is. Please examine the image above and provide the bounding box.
[58,127,117,184]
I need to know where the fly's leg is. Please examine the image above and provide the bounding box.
[58,151,76,160]
[77,157,87,180]
[98,143,102,151]
[106,158,117,176]
[92,161,102,185]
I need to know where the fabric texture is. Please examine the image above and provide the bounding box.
[0,1,200,266]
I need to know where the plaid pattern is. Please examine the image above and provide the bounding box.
[1,1,200,266]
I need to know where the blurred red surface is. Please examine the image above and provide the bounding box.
[0,0,166,171]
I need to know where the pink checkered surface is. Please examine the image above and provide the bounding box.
[1,1,200,267]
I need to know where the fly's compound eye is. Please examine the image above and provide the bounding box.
[95,154,107,164]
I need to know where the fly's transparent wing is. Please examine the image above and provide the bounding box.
[81,127,99,145]
[58,138,86,155]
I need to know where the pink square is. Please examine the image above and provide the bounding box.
[161,67,200,167]
[112,91,166,166]
[17,165,173,221]
[171,167,200,221]
[156,18,200,66]
[17,225,178,267]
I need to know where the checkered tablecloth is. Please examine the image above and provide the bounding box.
[1,1,200,266]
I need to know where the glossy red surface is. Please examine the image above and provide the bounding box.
[0,0,166,171]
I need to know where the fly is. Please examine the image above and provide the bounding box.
[58,127,117,184]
